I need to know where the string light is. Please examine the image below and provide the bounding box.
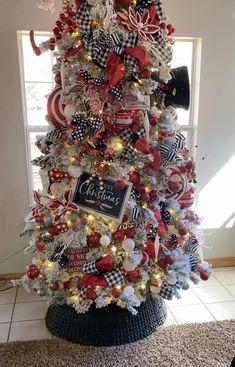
[140,283,146,290]
[88,214,95,221]
[111,246,117,253]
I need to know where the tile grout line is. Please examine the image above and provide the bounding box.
[7,287,18,343]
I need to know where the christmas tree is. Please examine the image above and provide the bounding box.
[14,0,211,318]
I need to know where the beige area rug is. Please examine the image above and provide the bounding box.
[1,320,235,367]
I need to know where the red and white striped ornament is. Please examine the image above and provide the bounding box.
[114,111,133,128]
[165,167,188,200]
[47,87,66,129]
[178,190,194,208]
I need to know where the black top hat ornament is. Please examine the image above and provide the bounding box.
[163,66,190,110]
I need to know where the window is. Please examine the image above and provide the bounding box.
[18,31,55,194]
[171,38,201,153]
[18,31,201,194]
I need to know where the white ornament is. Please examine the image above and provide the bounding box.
[64,103,76,120]
[123,258,136,272]
[100,235,111,247]
[124,285,135,296]
[122,238,135,252]
[68,165,83,178]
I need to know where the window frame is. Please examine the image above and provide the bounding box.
[17,31,202,201]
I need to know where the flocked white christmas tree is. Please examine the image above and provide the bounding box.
[14,0,211,315]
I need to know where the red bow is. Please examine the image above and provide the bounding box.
[106,46,150,87]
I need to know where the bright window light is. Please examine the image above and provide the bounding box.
[18,32,200,196]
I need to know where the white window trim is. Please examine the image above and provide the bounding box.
[17,31,54,202]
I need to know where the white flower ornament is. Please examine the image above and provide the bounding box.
[117,7,160,44]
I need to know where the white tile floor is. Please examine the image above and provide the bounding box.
[0,267,234,343]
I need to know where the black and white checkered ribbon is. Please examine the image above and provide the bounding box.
[154,32,173,64]
[120,126,145,143]
[104,269,125,288]
[84,28,138,69]
[80,70,105,87]
[121,143,137,163]
[79,287,88,303]
[83,261,98,274]
[76,2,91,34]
[159,283,174,300]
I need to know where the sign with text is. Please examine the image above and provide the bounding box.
[67,247,90,273]
[73,171,132,221]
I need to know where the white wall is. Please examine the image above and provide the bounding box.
[0,0,234,273]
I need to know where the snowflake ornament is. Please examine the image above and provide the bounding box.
[117,7,160,44]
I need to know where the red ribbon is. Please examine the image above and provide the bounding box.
[106,46,150,87]
[106,53,125,88]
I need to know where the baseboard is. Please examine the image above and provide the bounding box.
[206,257,235,268]
[0,272,24,281]
[0,258,235,280]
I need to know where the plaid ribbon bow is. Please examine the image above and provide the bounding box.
[76,2,92,33]
[71,114,103,141]
[159,133,185,165]
[120,126,145,163]
[84,29,139,78]
[159,283,174,300]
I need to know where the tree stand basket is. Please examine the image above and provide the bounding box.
[45,296,167,346]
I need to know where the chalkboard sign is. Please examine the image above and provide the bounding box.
[73,171,132,221]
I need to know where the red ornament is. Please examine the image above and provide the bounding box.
[149,116,158,126]
[150,190,158,200]
[127,270,139,282]
[35,238,46,252]
[128,171,140,184]
[35,213,44,224]
[86,287,97,300]
[87,232,101,248]
[165,254,175,265]
[141,192,150,202]
[113,230,125,242]
[200,271,209,281]
[54,72,62,85]
[157,223,168,237]
[134,184,145,193]
[63,280,72,289]
[112,287,122,298]
[50,282,60,291]
[146,240,155,257]
[115,180,125,190]
[157,258,167,269]
[27,267,40,279]
[179,227,188,236]
[125,227,136,238]
[115,0,133,5]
